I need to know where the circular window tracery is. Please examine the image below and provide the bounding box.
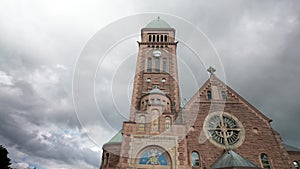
[203,111,245,149]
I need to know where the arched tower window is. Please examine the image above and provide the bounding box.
[162,58,167,72]
[151,110,159,131]
[147,57,152,72]
[192,151,200,167]
[165,116,171,131]
[260,153,272,169]
[104,153,109,167]
[138,115,146,131]
[221,91,227,100]
[155,57,160,72]
[294,161,299,169]
[207,91,212,100]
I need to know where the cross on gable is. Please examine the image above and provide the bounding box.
[207,66,216,76]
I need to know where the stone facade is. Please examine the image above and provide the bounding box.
[99,18,299,169]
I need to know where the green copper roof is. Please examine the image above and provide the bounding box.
[149,88,165,95]
[107,130,122,143]
[211,150,259,169]
[145,16,171,28]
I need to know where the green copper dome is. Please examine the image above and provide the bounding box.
[146,16,171,28]
[149,88,165,95]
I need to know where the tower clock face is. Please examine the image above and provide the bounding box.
[152,50,161,57]
[203,111,245,149]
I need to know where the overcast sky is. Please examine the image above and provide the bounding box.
[0,1,300,169]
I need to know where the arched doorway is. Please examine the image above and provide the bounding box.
[135,146,172,169]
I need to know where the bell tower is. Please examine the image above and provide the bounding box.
[130,17,180,122]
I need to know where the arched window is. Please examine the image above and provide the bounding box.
[260,153,272,169]
[157,99,161,104]
[155,57,160,72]
[164,35,168,42]
[151,110,159,131]
[141,101,144,108]
[148,35,152,42]
[165,116,171,131]
[147,57,152,72]
[207,91,212,100]
[162,58,167,72]
[145,100,149,106]
[192,151,200,167]
[221,91,226,100]
[153,35,156,42]
[293,161,299,169]
[138,116,146,131]
[138,147,169,166]
[156,35,159,42]
[160,35,163,42]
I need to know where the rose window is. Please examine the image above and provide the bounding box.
[204,111,245,149]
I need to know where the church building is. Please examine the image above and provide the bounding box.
[100,17,300,169]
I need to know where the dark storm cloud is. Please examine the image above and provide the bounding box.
[0,29,99,167]
[203,2,300,147]
[0,69,99,168]
[0,112,99,167]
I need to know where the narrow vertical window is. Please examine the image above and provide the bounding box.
[150,99,154,105]
[160,35,163,42]
[162,58,167,72]
[192,151,200,167]
[151,110,159,131]
[261,154,272,169]
[221,91,226,100]
[138,115,146,131]
[156,35,159,42]
[148,35,152,42]
[164,35,168,42]
[165,116,171,131]
[105,153,109,167]
[293,161,299,169]
[155,57,160,72]
[147,57,152,72]
[207,91,212,100]
[153,35,156,42]
[157,99,161,105]
[145,100,149,106]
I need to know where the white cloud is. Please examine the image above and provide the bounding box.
[12,162,30,169]
[0,70,13,86]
